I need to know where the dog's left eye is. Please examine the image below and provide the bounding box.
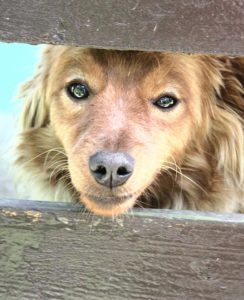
[153,95,178,109]
[66,82,90,100]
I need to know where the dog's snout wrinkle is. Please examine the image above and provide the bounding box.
[89,151,134,188]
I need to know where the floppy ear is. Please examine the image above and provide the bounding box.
[226,57,244,89]
[217,56,244,116]
[206,56,244,185]
[19,46,54,130]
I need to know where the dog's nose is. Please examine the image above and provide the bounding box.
[89,151,135,188]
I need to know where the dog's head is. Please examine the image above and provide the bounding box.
[19,46,244,216]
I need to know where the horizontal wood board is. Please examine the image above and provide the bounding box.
[0,199,244,299]
[0,0,244,55]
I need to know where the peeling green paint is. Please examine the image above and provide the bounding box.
[130,209,244,223]
[0,228,43,273]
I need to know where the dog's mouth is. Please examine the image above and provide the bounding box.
[84,192,134,204]
[80,190,142,217]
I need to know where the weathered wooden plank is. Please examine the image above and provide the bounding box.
[0,0,244,55]
[0,199,244,299]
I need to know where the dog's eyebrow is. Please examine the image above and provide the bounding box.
[152,90,180,101]
[65,74,86,83]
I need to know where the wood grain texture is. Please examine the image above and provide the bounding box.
[0,0,244,55]
[0,200,244,299]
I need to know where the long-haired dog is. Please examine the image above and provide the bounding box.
[15,45,244,216]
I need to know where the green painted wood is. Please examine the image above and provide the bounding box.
[0,0,244,55]
[0,199,244,299]
[1,199,244,223]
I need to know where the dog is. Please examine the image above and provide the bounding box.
[15,45,244,217]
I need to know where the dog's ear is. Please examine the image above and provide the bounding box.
[216,56,244,116]
[204,55,244,185]
[19,46,54,130]
[224,57,244,87]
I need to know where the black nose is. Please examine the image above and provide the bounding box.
[89,151,135,188]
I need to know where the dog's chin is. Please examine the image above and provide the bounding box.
[80,194,137,217]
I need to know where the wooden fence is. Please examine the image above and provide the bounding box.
[0,1,244,299]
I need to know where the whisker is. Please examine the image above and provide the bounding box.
[161,160,209,196]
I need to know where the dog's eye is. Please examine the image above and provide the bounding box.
[67,82,89,100]
[153,95,178,109]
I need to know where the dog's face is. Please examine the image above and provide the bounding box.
[41,47,210,216]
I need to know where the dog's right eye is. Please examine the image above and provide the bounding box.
[66,82,90,100]
[153,95,178,110]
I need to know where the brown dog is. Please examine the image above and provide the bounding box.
[16,46,244,216]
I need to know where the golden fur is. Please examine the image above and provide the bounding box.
[15,45,244,216]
